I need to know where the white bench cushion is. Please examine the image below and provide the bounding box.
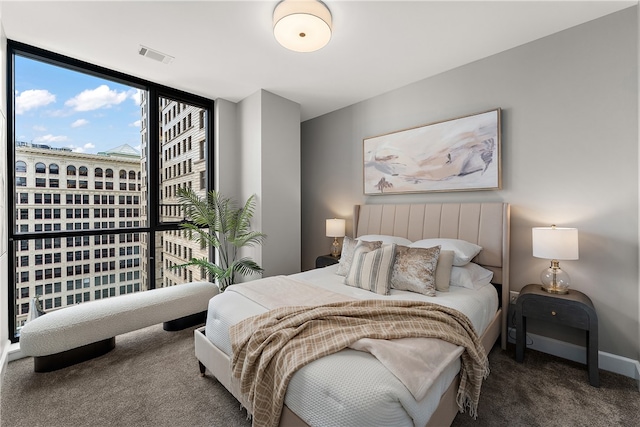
[20,281,218,357]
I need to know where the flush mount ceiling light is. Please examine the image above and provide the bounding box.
[273,0,332,53]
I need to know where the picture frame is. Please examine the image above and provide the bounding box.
[363,108,501,195]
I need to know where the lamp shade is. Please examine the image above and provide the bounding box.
[532,226,579,260]
[273,0,332,52]
[326,218,345,238]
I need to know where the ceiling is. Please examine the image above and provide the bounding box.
[1,0,636,121]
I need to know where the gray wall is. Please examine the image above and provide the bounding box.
[234,90,301,278]
[301,8,639,360]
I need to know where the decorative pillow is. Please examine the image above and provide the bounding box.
[358,234,412,246]
[410,238,482,266]
[450,262,494,289]
[390,245,440,296]
[336,236,382,276]
[434,250,454,292]
[344,243,396,295]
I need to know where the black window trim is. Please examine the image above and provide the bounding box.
[6,40,215,343]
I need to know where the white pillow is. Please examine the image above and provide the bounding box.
[358,234,412,246]
[450,263,493,289]
[410,238,482,266]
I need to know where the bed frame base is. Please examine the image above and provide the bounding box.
[194,306,501,427]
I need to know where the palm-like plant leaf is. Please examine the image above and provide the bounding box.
[173,187,266,291]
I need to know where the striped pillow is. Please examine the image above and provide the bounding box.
[344,243,396,295]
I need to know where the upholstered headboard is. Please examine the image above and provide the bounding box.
[353,202,510,348]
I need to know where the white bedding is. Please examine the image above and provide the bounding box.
[204,264,498,426]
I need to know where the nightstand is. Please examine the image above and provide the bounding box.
[515,284,599,387]
[315,254,340,268]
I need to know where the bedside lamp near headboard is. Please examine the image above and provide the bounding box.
[532,225,579,294]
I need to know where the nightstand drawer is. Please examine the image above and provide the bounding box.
[521,296,590,329]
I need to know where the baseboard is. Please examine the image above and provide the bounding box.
[508,327,640,389]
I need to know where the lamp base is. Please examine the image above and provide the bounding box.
[330,238,341,258]
[540,285,569,295]
[540,260,570,294]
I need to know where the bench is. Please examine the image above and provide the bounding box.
[20,281,219,372]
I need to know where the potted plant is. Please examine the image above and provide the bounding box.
[174,187,266,292]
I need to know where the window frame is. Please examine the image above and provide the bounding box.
[6,40,215,343]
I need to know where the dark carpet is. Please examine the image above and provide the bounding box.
[1,324,638,426]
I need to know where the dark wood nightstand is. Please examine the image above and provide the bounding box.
[315,254,340,268]
[515,284,599,386]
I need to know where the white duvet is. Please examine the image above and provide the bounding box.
[205,264,498,427]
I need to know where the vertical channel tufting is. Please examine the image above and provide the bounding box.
[407,205,425,242]
[395,205,411,238]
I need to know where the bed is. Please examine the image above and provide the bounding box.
[194,202,510,427]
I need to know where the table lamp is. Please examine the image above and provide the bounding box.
[326,218,346,257]
[532,225,579,294]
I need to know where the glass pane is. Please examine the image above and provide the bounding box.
[13,232,146,335]
[13,54,146,233]
[156,230,209,288]
[155,96,208,223]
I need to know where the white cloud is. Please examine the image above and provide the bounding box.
[65,84,129,112]
[15,89,55,114]
[34,134,68,143]
[71,119,89,128]
[131,89,142,106]
[33,125,47,132]
[70,142,96,153]
[130,119,141,128]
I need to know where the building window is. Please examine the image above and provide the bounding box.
[35,162,46,173]
[67,165,76,176]
[49,163,59,174]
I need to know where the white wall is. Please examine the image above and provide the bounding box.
[0,3,9,395]
[301,8,639,360]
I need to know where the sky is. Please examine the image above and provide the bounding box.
[14,55,142,155]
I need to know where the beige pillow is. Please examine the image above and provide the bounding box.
[390,245,440,296]
[336,236,382,276]
[344,243,396,295]
[435,250,454,292]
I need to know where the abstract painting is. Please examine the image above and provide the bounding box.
[363,109,501,194]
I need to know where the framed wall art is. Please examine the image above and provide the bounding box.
[363,108,501,195]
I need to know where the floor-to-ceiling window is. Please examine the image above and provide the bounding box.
[7,41,214,341]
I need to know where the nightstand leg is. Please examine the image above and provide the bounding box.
[587,327,600,387]
[516,312,526,362]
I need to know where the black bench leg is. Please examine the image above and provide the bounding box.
[33,337,116,372]
[199,361,206,377]
[163,311,207,331]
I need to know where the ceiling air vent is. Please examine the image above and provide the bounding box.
[138,45,174,64]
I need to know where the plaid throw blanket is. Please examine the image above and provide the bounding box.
[230,299,489,427]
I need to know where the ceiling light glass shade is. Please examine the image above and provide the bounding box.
[532,226,579,294]
[273,0,332,52]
